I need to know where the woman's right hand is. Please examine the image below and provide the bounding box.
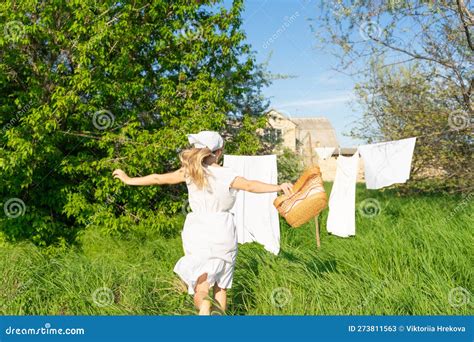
[112,169,130,184]
[279,183,293,196]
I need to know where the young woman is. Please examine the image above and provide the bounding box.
[112,131,293,315]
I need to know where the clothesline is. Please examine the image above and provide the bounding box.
[323,126,470,157]
[362,127,469,146]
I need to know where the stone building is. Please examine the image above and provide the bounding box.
[265,109,363,181]
[266,109,339,158]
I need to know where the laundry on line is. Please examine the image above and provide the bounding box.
[358,137,417,190]
[326,137,417,238]
[326,152,360,238]
[314,147,336,161]
[224,154,281,255]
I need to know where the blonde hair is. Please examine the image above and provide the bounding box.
[179,147,215,189]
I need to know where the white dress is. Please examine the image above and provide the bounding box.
[173,165,239,294]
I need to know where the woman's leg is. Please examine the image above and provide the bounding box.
[194,273,211,315]
[213,284,227,313]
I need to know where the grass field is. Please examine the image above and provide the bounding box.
[0,185,472,315]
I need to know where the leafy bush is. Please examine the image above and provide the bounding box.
[0,0,268,245]
[277,148,305,184]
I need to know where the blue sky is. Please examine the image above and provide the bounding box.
[228,0,364,147]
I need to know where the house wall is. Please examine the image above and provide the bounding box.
[267,111,297,151]
[266,110,366,182]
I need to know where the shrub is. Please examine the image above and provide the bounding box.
[0,0,268,245]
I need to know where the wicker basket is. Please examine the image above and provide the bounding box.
[273,166,327,228]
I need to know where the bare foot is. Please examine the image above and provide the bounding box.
[199,305,211,315]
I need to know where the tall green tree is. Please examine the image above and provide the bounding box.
[0,0,269,245]
[313,0,473,192]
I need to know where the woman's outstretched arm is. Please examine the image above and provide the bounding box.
[231,177,293,195]
[112,168,185,186]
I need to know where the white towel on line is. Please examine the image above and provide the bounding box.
[326,152,360,238]
[358,137,417,189]
[223,155,280,255]
[314,147,336,160]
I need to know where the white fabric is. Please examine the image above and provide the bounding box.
[358,137,416,189]
[315,147,336,160]
[174,165,239,294]
[223,155,280,255]
[326,152,360,238]
[187,131,224,152]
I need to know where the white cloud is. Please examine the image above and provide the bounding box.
[276,93,355,108]
[315,72,345,86]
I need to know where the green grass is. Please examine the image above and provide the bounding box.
[1,185,473,315]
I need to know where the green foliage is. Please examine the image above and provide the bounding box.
[352,63,473,192]
[0,188,472,315]
[314,0,473,193]
[277,147,305,184]
[0,0,269,245]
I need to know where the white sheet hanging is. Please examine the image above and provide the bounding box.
[326,152,360,238]
[223,155,280,255]
[314,147,336,160]
[358,137,416,189]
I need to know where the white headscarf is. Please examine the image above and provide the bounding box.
[187,131,224,152]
